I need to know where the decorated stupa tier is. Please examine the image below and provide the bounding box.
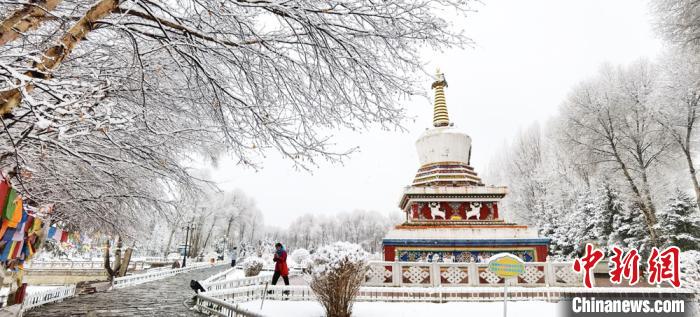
[400,186,506,223]
[382,69,550,263]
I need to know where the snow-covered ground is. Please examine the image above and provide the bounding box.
[239,300,558,317]
[224,268,246,280]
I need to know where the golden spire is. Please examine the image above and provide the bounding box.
[431,68,449,127]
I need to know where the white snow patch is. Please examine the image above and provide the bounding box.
[34,117,52,130]
[240,300,558,317]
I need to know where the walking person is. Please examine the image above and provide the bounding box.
[230,247,238,267]
[269,242,290,296]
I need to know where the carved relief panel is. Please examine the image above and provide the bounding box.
[410,201,499,221]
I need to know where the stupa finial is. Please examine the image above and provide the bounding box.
[431,68,449,127]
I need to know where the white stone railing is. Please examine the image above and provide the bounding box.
[195,292,264,317]
[22,285,76,312]
[203,273,274,292]
[26,260,145,271]
[112,261,224,289]
[202,284,693,306]
[193,262,695,315]
[364,261,583,288]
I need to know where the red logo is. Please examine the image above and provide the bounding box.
[573,243,604,288]
[609,246,640,285]
[574,245,682,288]
[647,246,680,288]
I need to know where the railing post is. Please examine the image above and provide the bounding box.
[545,261,554,286]
[392,262,401,287]
[431,263,440,287]
[468,262,478,286]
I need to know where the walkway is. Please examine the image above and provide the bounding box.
[24,265,227,317]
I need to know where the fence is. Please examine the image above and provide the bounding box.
[112,261,225,289]
[195,293,264,317]
[364,261,583,287]
[26,260,145,271]
[192,260,696,316]
[202,284,691,304]
[203,273,273,292]
[21,285,76,312]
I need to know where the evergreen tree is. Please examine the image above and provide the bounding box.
[547,190,598,259]
[655,190,700,251]
[611,203,652,257]
[570,191,598,255]
[593,182,626,253]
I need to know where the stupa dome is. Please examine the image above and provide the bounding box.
[412,69,482,187]
[415,126,471,166]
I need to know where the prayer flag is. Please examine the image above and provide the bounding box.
[31,217,42,233]
[2,189,17,222]
[24,239,34,258]
[0,180,9,212]
[0,241,10,261]
[48,226,62,241]
[0,240,21,261]
[7,195,22,228]
[60,231,68,243]
[1,224,16,242]
[11,211,28,242]
[0,220,8,240]
[10,240,23,259]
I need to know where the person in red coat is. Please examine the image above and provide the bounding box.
[272,242,289,287]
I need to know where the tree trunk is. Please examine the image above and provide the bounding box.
[683,148,700,206]
[200,219,217,254]
[113,236,122,275]
[0,0,120,115]
[103,240,114,281]
[163,226,177,257]
[610,141,659,246]
[638,168,659,246]
[118,247,132,277]
[0,0,62,46]
[225,215,235,240]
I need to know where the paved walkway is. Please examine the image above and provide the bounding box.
[25,265,227,317]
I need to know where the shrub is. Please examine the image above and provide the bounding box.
[242,256,265,277]
[680,250,700,291]
[308,242,368,317]
[291,248,311,268]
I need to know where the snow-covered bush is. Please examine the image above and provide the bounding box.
[680,250,700,291]
[655,191,700,251]
[291,248,311,269]
[242,257,265,277]
[308,242,368,317]
[680,251,700,316]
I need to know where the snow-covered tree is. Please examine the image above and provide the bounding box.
[291,248,311,266]
[593,182,626,251]
[610,204,653,256]
[280,210,401,253]
[655,190,700,251]
[680,250,700,291]
[0,0,474,234]
[560,61,671,246]
[653,0,700,50]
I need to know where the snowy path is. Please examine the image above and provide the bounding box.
[24,265,227,317]
[239,299,560,317]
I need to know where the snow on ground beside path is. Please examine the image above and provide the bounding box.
[225,269,245,280]
[26,285,62,294]
[239,300,559,317]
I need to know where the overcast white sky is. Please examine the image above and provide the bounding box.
[208,0,663,228]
